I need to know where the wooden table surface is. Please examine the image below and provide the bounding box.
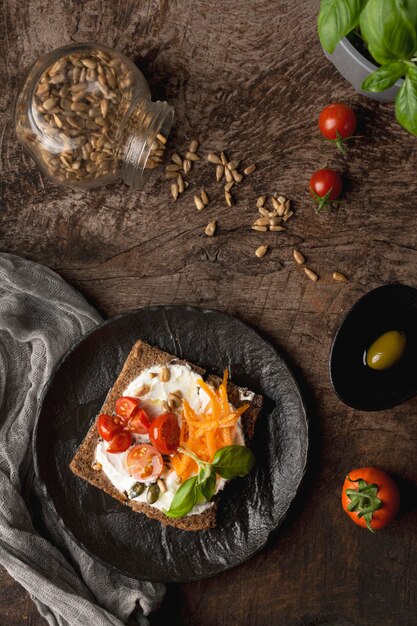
[1,1,417,625]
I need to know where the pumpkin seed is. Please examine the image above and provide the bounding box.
[128,482,146,498]
[146,484,160,504]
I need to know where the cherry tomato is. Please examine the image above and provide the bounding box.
[127,444,164,481]
[97,414,122,442]
[115,396,140,424]
[309,168,343,212]
[318,103,357,152]
[342,467,400,533]
[128,408,151,435]
[149,412,180,455]
[107,430,133,453]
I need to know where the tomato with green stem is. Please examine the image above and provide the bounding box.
[309,168,343,212]
[318,103,357,153]
[341,467,400,533]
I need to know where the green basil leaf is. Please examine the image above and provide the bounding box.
[211,445,255,480]
[164,475,198,518]
[395,65,417,135]
[362,61,406,92]
[360,0,417,65]
[200,472,217,501]
[318,0,367,54]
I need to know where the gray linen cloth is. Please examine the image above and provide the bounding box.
[0,253,165,626]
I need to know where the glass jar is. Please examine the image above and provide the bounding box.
[15,43,174,190]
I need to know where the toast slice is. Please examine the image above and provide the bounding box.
[70,340,263,531]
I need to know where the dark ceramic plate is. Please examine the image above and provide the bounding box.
[330,284,417,411]
[33,306,308,583]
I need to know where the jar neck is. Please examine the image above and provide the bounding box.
[121,99,174,189]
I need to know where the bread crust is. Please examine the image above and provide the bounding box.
[70,340,263,531]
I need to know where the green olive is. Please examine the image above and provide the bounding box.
[365,330,406,370]
[146,483,160,504]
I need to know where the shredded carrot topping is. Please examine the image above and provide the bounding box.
[171,369,250,481]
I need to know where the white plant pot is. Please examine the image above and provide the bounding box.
[323,36,403,103]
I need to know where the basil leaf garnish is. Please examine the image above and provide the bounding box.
[164,475,198,518]
[318,0,366,54]
[362,61,406,92]
[200,472,217,502]
[211,445,255,480]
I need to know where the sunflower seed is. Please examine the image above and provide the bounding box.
[43,97,58,111]
[208,153,222,164]
[194,195,205,210]
[225,191,233,207]
[185,151,200,162]
[165,171,179,179]
[270,225,286,232]
[135,384,151,396]
[165,163,180,172]
[232,170,243,183]
[244,163,256,175]
[259,206,270,217]
[220,151,228,166]
[171,183,179,201]
[252,225,268,232]
[183,159,192,174]
[277,203,286,217]
[333,272,348,282]
[189,139,199,153]
[283,211,293,222]
[224,181,234,192]
[156,133,167,144]
[272,197,282,211]
[216,164,224,181]
[256,196,266,208]
[253,216,270,227]
[205,220,217,236]
[304,268,319,282]
[161,400,170,412]
[171,153,182,166]
[284,199,291,214]
[177,174,184,193]
[157,478,167,493]
[159,365,170,382]
[225,168,233,183]
[227,160,240,171]
[92,462,102,471]
[269,216,282,226]
[255,245,268,258]
[293,250,305,265]
[201,190,209,205]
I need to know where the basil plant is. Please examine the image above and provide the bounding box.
[318,0,417,136]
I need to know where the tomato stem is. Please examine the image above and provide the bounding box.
[320,131,361,154]
[345,476,382,533]
[311,188,333,213]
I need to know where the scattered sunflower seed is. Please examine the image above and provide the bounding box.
[277,195,286,204]
[205,220,217,236]
[194,195,205,210]
[259,206,270,217]
[270,225,286,232]
[227,160,240,171]
[225,191,233,207]
[165,163,180,172]
[135,384,151,396]
[244,163,257,175]
[201,190,209,205]
[283,211,293,221]
[208,153,222,164]
[255,245,268,258]
[252,225,268,232]
[171,183,179,201]
[156,133,167,144]
[304,267,319,282]
[269,215,282,226]
[159,365,170,382]
[253,216,270,227]
[220,151,228,166]
[216,164,224,181]
[293,249,305,265]
[225,167,233,183]
[333,272,348,282]
[256,196,266,208]
[177,174,184,193]
[189,139,199,153]
[171,153,182,166]
[183,159,192,174]
[186,151,200,161]
[224,181,234,192]
[165,171,179,179]
[157,478,167,493]
[232,170,243,183]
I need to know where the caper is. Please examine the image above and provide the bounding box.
[146,483,160,504]
[128,482,145,499]
[365,330,406,370]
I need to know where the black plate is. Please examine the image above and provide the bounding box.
[33,306,308,582]
[330,284,417,411]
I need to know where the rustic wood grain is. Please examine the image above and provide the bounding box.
[1,0,417,625]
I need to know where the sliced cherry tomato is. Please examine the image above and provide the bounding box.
[318,103,357,152]
[127,444,164,481]
[97,414,122,442]
[341,467,400,533]
[128,408,151,435]
[107,430,133,453]
[149,412,180,455]
[309,168,343,212]
[115,396,141,424]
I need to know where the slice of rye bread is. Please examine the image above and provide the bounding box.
[69,340,263,531]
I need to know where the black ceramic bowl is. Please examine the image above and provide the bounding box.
[330,284,417,411]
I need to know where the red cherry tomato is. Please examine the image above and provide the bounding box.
[128,408,151,435]
[309,168,343,212]
[107,430,133,453]
[115,396,141,424]
[149,412,180,455]
[318,103,357,152]
[127,444,164,481]
[341,467,400,532]
[97,414,122,442]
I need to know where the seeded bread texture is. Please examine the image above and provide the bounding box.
[69,339,263,531]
